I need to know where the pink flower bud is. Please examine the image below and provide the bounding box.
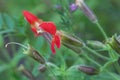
[78,65,99,75]
[76,0,97,23]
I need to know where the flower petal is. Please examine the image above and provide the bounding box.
[23,10,39,24]
[31,27,40,36]
[40,22,56,35]
[54,35,61,48]
[51,39,56,54]
[50,34,61,54]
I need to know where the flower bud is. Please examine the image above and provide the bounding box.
[38,64,46,72]
[54,4,64,14]
[78,65,99,75]
[87,40,106,50]
[106,34,120,54]
[75,0,97,23]
[18,64,35,80]
[70,3,78,12]
[5,42,45,64]
[24,45,45,64]
[54,4,62,10]
[57,30,84,53]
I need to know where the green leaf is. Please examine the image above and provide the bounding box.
[0,64,9,74]
[0,35,3,47]
[3,13,15,29]
[0,13,3,29]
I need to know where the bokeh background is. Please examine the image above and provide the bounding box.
[0,0,120,80]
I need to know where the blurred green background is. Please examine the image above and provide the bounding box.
[0,0,120,80]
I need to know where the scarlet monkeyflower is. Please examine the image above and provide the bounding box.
[23,10,61,54]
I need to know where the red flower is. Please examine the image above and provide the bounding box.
[40,22,56,35]
[23,10,61,54]
[51,34,61,53]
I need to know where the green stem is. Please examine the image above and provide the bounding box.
[45,62,58,80]
[114,62,120,74]
[107,45,116,59]
[83,53,101,67]
[100,45,120,73]
[58,52,67,80]
[5,42,28,49]
[85,46,109,60]
[100,59,116,72]
[108,45,120,74]
[107,71,120,80]
[95,21,108,40]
